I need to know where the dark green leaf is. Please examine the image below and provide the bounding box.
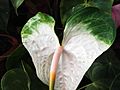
[60,0,84,16]
[60,0,84,24]
[22,62,49,90]
[0,0,9,32]
[90,63,108,81]
[1,68,30,90]
[78,81,108,90]
[10,0,24,15]
[0,83,1,90]
[6,45,48,89]
[86,49,120,89]
[6,45,28,70]
[88,0,114,12]
[85,84,98,90]
[88,49,120,80]
[110,73,120,90]
[85,83,107,90]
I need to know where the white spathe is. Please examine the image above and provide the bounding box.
[22,21,110,90]
[54,31,109,90]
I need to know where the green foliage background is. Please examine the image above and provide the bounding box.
[0,0,120,90]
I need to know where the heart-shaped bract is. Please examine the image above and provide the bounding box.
[21,7,115,90]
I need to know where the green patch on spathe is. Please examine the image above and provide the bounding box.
[21,12,55,39]
[66,7,116,45]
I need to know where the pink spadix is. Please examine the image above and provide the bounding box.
[49,46,63,90]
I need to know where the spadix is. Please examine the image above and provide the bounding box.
[21,7,115,90]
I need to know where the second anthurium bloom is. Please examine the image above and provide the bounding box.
[21,3,116,90]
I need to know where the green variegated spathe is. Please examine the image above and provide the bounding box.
[21,12,60,86]
[65,7,116,45]
[21,5,116,90]
[21,12,55,39]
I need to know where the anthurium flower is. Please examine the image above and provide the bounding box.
[21,6,115,90]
